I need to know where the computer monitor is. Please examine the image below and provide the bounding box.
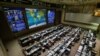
[47,10,55,24]
[25,8,46,29]
[4,7,26,33]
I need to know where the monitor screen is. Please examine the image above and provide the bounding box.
[4,7,26,33]
[25,8,46,29]
[47,10,55,24]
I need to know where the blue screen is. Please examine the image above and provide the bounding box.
[4,7,26,33]
[47,10,55,24]
[25,8,46,29]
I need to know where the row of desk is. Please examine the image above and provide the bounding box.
[18,24,96,56]
[75,30,96,56]
[46,27,82,56]
[23,26,73,56]
[19,24,64,47]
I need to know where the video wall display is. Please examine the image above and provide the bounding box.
[4,7,26,33]
[47,10,55,24]
[25,8,46,29]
